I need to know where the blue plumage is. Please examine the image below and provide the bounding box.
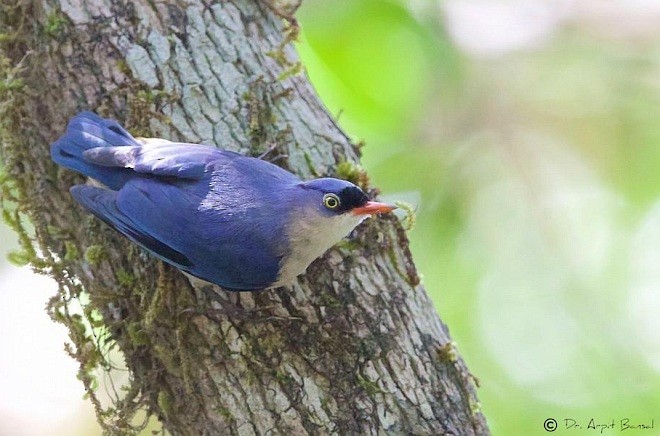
[52,112,394,291]
[51,112,140,190]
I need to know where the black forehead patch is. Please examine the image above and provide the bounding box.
[336,186,369,213]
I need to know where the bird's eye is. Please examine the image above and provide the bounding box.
[323,193,340,210]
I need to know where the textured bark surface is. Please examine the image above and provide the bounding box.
[0,0,489,434]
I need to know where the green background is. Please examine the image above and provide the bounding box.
[297,0,660,434]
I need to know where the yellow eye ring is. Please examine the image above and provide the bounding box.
[323,193,340,209]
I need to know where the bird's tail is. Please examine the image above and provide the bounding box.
[51,111,140,190]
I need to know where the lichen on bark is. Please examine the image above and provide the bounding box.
[0,0,489,434]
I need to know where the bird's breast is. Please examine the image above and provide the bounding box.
[272,211,366,287]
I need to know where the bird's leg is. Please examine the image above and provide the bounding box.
[256,142,288,163]
[267,154,289,164]
[256,142,279,159]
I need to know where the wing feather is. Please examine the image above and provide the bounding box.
[70,185,194,269]
[71,177,287,290]
[83,143,242,180]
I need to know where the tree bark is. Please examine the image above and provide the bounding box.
[0,0,489,434]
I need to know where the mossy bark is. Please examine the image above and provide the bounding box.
[0,0,489,434]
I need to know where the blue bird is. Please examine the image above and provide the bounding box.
[51,112,395,291]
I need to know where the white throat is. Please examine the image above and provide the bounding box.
[272,211,367,287]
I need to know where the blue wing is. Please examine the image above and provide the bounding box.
[82,143,243,180]
[70,185,194,269]
[71,178,289,290]
[54,112,299,290]
[51,111,250,188]
[51,112,140,189]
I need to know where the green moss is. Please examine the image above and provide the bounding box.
[63,311,106,403]
[6,249,30,266]
[356,374,385,396]
[127,322,150,346]
[265,19,300,68]
[215,404,232,420]
[116,268,136,286]
[265,20,303,81]
[436,341,458,363]
[302,151,319,177]
[265,49,288,66]
[0,75,24,94]
[0,54,26,96]
[259,333,285,356]
[43,12,67,39]
[336,238,361,252]
[157,390,174,419]
[84,244,107,266]
[386,245,401,276]
[318,291,341,309]
[116,59,131,76]
[469,398,483,416]
[273,87,294,101]
[395,200,416,231]
[124,88,175,137]
[244,80,278,153]
[152,343,182,376]
[46,224,63,237]
[274,370,295,386]
[1,4,152,433]
[372,218,421,287]
[335,160,370,191]
[1,182,38,269]
[335,161,358,181]
[64,241,79,261]
[83,305,104,329]
[94,59,175,139]
[277,61,303,81]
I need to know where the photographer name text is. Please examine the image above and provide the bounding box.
[564,418,654,433]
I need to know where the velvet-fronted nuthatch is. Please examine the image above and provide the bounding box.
[51,112,396,291]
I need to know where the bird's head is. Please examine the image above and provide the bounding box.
[266,178,398,287]
[299,178,396,218]
[285,177,396,251]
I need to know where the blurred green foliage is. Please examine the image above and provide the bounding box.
[298,0,660,434]
[297,0,460,142]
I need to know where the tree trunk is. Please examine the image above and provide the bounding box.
[0,0,488,434]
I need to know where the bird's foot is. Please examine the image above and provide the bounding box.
[256,142,288,163]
